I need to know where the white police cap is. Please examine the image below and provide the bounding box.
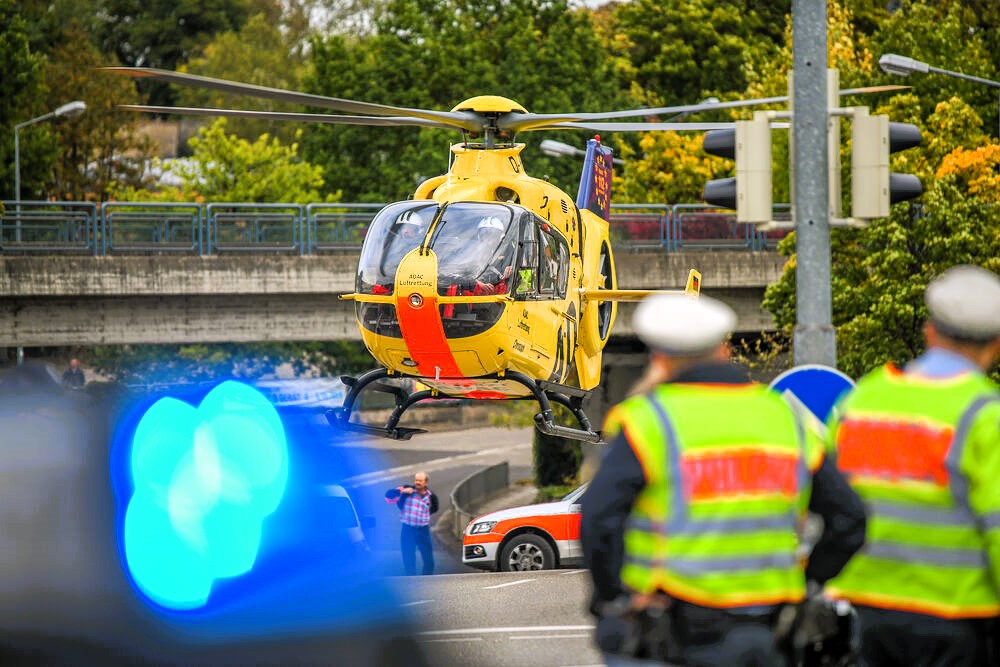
[633,293,736,355]
[925,264,1000,342]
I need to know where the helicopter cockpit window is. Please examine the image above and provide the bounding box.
[514,215,569,300]
[430,203,517,297]
[356,201,438,296]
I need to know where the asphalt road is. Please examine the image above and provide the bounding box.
[400,570,602,667]
[327,424,536,575]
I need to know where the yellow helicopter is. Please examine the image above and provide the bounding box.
[103,68,899,442]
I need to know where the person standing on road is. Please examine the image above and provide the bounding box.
[580,293,867,666]
[62,358,85,390]
[386,471,439,576]
[825,264,1000,667]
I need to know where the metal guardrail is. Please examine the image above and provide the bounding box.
[1,200,789,255]
[307,203,385,251]
[101,201,203,254]
[0,201,100,252]
[450,461,510,539]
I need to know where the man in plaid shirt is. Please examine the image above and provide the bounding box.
[385,471,439,575]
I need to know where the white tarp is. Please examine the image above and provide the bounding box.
[252,377,347,409]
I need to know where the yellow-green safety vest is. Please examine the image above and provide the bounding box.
[606,382,824,608]
[826,364,1000,619]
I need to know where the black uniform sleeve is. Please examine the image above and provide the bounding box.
[580,433,647,604]
[804,456,867,584]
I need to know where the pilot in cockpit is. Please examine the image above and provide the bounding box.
[472,216,515,295]
[396,209,428,243]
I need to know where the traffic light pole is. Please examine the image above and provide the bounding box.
[791,0,837,367]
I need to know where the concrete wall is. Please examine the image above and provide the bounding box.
[0,250,786,346]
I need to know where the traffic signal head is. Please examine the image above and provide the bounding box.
[851,112,922,219]
[702,116,773,224]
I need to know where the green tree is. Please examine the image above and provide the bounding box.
[90,339,372,386]
[302,0,622,202]
[112,118,334,203]
[94,0,251,107]
[763,98,1000,379]
[43,21,154,200]
[607,0,788,107]
[869,1,998,138]
[0,0,53,199]
[176,12,308,145]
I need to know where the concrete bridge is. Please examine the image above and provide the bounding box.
[0,250,786,346]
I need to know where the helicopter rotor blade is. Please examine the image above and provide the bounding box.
[500,85,909,132]
[539,121,790,132]
[537,121,739,132]
[100,67,481,131]
[117,105,463,130]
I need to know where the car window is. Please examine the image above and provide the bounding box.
[562,484,588,503]
[328,496,359,528]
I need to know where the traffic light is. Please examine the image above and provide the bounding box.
[851,110,922,219]
[702,114,773,224]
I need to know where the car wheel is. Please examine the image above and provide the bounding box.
[500,533,555,571]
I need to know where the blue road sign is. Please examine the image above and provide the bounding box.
[769,364,855,424]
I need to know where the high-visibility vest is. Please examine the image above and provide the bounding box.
[607,382,823,608]
[826,364,1000,619]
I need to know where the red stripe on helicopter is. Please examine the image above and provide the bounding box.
[396,294,466,380]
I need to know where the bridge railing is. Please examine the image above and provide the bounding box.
[207,203,307,254]
[1,200,790,255]
[102,202,203,254]
[306,203,384,251]
[0,201,100,253]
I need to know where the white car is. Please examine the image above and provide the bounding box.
[462,484,587,571]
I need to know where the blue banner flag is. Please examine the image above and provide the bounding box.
[575,137,614,220]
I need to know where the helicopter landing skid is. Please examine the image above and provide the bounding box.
[511,372,604,444]
[326,367,603,444]
[325,368,437,441]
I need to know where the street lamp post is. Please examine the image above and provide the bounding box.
[13,100,87,213]
[879,54,1000,137]
[666,96,720,122]
[11,100,86,366]
[539,139,625,166]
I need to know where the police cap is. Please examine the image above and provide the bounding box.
[633,293,736,355]
[925,264,1000,342]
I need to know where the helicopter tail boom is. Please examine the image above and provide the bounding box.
[580,269,702,302]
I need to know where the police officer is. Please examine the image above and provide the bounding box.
[580,294,867,666]
[825,264,1000,667]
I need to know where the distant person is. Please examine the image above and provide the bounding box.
[825,264,1000,667]
[385,471,439,575]
[62,358,85,390]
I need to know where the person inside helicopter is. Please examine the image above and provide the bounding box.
[471,215,515,295]
[370,208,432,295]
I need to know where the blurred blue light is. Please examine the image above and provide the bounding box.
[123,381,288,610]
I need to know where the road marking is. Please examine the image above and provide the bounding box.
[417,625,593,637]
[401,599,434,607]
[560,569,586,575]
[509,633,591,640]
[482,578,536,589]
[418,637,483,643]
[335,443,531,489]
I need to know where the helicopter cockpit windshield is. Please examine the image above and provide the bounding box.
[357,201,438,295]
[429,203,518,297]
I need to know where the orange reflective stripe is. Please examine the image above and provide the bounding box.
[837,417,953,486]
[681,450,799,500]
[827,587,1000,619]
[395,294,464,378]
